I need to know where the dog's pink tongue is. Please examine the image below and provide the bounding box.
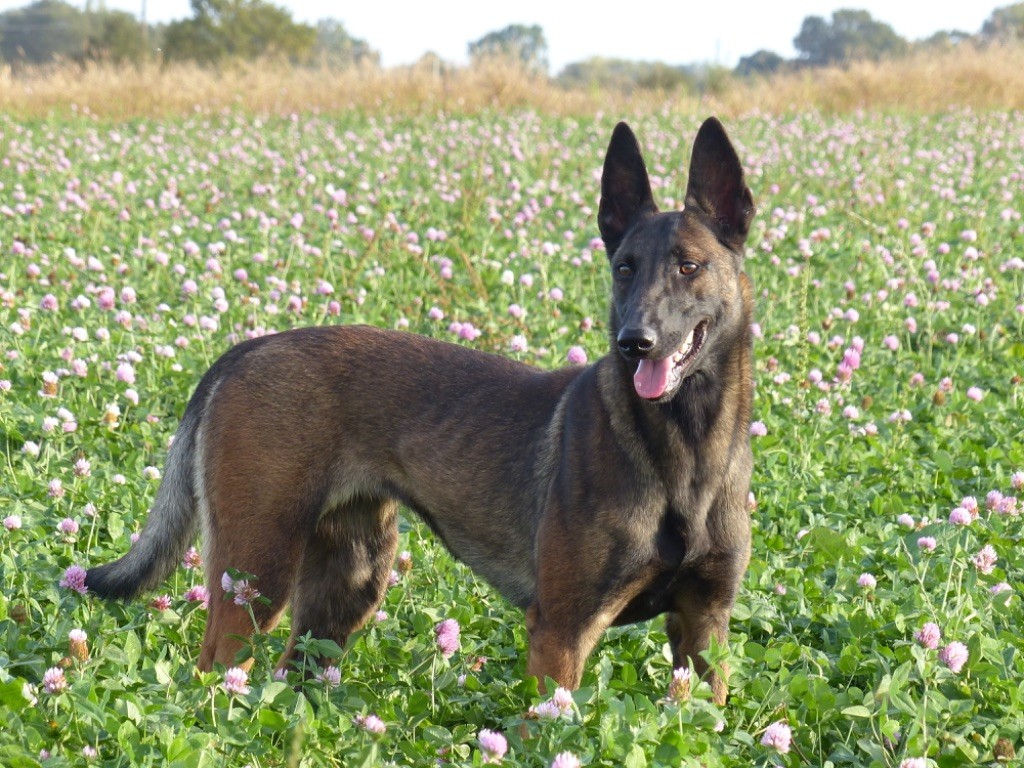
[634,357,672,399]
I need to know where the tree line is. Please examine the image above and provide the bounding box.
[472,7,1024,93]
[736,5,1024,76]
[0,0,377,67]
[1,0,1023,91]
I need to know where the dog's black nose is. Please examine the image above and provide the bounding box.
[617,327,657,358]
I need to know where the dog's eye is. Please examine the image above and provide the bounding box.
[615,263,633,278]
[679,261,700,276]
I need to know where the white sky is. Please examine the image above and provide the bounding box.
[1,1,1005,70]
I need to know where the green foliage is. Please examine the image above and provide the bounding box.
[556,58,695,93]
[735,50,786,77]
[468,24,548,73]
[692,64,734,97]
[0,0,373,68]
[0,0,150,65]
[162,0,316,64]
[981,2,1024,41]
[88,9,148,63]
[794,9,909,66]
[311,19,379,68]
[915,30,974,52]
[0,110,1023,766]
[0,0,89,64]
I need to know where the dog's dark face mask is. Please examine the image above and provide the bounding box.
[598,118,755,401]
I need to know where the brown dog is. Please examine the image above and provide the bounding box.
[87,117,756,703]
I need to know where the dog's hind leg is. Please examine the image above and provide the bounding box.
[198,496,311,672]
[278,496,399,674]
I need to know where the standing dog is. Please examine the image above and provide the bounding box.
[87,117,756,704]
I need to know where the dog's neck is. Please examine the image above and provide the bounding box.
[670,321,752,444]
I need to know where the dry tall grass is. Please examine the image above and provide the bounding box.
[1,43,1022,120]
[0,58,629,119]
[715,43,1024,115]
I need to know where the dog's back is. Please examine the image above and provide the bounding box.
[89,325,587,607]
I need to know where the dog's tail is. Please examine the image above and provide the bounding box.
[85,406,203,600]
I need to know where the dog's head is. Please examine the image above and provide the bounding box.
[599,118,755,402]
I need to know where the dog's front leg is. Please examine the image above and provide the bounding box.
[666,549,748,705]
[524,600,614,692]
[525,513,631,692]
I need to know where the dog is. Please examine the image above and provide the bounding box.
[87,117,756,704]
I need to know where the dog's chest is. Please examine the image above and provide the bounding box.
[610,508,688,626]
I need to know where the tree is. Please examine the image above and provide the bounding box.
[468,24,547,73]
[163,0,316,63]
[981,3,1024,41]
[0,1,154,65]
[832,9,907,60]
[917,30,973,51]
[312,19,379,68]
[88,9,147,62]
[794,9,907,66]
[636,61,693,91]
[0,0,89,64]
[735,49,785,77]
[793,15,834,66]
[556,57,694,93]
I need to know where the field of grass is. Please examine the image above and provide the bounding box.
[0,108,1022,767]
[2,44,1024,120]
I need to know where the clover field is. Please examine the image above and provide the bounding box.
[0,109,1022,767]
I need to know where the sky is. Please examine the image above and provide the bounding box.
[2,0,1008,70]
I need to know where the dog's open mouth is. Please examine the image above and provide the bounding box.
[633,320,709,400]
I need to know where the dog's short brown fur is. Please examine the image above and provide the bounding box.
[87,117,756,703]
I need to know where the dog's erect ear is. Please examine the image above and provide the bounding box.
[599,122,656,256]
[685,117,755,252]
